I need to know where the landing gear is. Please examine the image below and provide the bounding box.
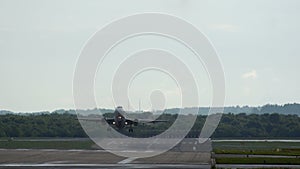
[129,128,133,132]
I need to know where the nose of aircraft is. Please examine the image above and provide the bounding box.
[117,115,122,121]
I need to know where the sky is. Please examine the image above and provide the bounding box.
[0,0,300,112]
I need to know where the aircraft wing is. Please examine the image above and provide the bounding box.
[137,119,168,124]
[105,118,115,125]
[125,119,138,126]
[118,118,166,126]
[78,117,114,124]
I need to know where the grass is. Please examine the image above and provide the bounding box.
[213,141,300,150]
[214,148,300,156]
[216,157,300,164]
[214,141,300,165]
[213,141,300,156]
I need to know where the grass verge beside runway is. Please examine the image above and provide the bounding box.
[213,141,300,156]
[214,141,300,165]
[216,157,300,164]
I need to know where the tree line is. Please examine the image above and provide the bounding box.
[0,113,299,138]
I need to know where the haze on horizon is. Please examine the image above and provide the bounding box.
[0,0,300,112]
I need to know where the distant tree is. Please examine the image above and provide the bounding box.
[0,112,300,138]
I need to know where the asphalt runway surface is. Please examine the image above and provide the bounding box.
[0,149,211,169]
[0,138,213,168]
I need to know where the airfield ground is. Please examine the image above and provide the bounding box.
[0,149,211,164]
[0,138,212,168]
[0,138,300,168]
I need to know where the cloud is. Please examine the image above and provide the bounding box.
[209,24,238,32]
[242,70,257,79]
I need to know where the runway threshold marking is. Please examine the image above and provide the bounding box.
[118,157,137,164]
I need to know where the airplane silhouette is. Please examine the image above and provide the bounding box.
[78,106,167,132]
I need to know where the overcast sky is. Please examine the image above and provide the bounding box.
[0,0,300,112]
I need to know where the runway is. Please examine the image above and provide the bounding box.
[0,138,213,168]
[0,148,211,169]
[0,163,211,169]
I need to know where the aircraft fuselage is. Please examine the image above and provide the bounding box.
[114,113,126,129]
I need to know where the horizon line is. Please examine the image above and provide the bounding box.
[1,102,300,114]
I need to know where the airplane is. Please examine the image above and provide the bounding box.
[78,106,167,132]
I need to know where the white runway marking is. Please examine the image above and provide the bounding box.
[118,157,137,164]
